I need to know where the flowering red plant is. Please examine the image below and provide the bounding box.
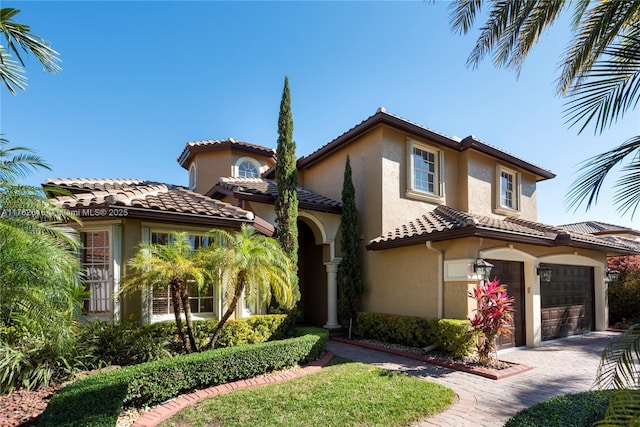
[468,279,515,365]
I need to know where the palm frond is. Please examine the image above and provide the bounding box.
[564,23,640,134]
[0,8,61,73]
[558,0,640,94]
[566,135,640,212]
[593,389,640,426]
[595,323,640,391]
[449,0,484,35]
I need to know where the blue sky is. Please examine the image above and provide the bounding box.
[2,1,639,228]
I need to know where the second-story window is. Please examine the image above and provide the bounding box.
[189,163,197,190]
[238,161,259,178]
[406,139,444,203]
[496,165,520,214]
[413,146,437,193]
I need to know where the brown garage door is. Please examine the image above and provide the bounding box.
[487,260,525,349]
[541,264,594,341]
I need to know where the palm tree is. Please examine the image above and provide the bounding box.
[202,224,297,349]
[449,1,640,215]
[119,232,208,353]
[0,139,83,391]
[0,7,61,95]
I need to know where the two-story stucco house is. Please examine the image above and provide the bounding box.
[46,108,635,348]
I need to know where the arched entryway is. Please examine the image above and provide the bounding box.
[297,220,328,326]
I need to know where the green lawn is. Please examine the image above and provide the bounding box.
[159,358,455,427]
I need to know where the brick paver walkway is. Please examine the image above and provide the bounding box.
[327,332,619,427]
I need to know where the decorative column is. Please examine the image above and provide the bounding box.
[324,262,340,329]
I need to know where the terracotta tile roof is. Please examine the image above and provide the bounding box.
[293,108,555,181]
[177,138,275,169]
[45,178,263,229]
[211,177,342,214]
[367,206,637,254]
[559,220,640,236]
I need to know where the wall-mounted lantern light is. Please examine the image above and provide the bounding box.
[537,265,552,283]
[606,269,620,283]
[474,258,493,282]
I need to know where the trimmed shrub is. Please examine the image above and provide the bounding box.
[39,330,326,427]
[148,314,292,353]
[354,312,473,357]
[431,319,474,358]
[608,275,640,326]
[504,390,614,427]
[355,312,433,347]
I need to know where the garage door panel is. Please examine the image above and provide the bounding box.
[541,265,594,341]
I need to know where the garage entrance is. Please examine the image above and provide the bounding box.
[541,264,594,341]
[487,260,525,349]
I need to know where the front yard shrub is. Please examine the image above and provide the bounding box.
[431,319,474,358]
[355,312,433,347]
[39,329,327,427]
[156,314,292,352]
[608,275,640,326]
[76,317,172,368]
[504,390,615,427]
[354,313,473,357]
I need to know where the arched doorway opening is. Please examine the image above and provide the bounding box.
[297,220,327,326]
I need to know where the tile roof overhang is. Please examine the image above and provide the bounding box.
[292,108,555,182]
[366,205,637,255]
[207,177,342,214]
[177,139,276,170]
[44,178,275,236]
[559,220,640,237]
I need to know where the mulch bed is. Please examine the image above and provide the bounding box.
[0,383,63,427]
[331,336,532,380]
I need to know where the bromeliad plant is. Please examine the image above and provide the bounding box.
[469,279,514,366]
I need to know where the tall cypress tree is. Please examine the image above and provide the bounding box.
[275,76,299,288]
[337,155,363,326]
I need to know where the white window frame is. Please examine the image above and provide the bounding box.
[234,156,261,178]
[189,163,197,191]
[495,165,521,215]
[79,226,121,322]
[405,139,444,203]
[143,226,219,323]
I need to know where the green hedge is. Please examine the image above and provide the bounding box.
[147,314,292,353]
[355,312,473,357]
[39,329,327,427]
[504,390,615,427]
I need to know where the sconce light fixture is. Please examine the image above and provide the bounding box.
[537,265,552,283]
[474,258,493,282]
[606,269,620,283]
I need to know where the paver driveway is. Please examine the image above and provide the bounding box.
[327,332,619,427]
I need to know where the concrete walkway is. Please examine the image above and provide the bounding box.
[327,332,619,427]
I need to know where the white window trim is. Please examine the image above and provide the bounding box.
[234,156,261,178]
[495,165,521,215]
[189,163,197,191]
[405,139,445,204]
[142,225,220,324]
[80,226,117,322]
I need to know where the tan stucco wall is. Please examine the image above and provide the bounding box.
[364,245,440,318]
[190,150,275,195]
[465,151,538,221]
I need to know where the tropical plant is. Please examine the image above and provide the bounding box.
[274,76,299,277]
[337,155,363,328]
[0,7,61,95]
[468,279,514,365]
[201,224,297,349]
[593,323,640,426]
[0,139,84,391]
[119,232,209,353]
[449,1,640,216]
